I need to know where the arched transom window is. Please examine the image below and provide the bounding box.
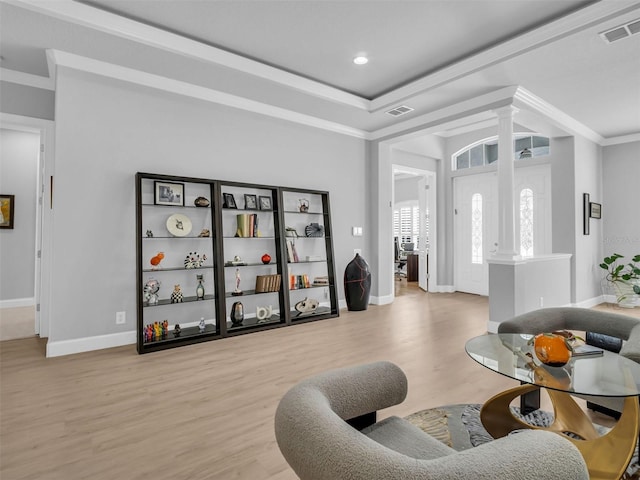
[453,134,550,171]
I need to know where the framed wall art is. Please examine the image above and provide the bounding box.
[0,194,14,229]
[154,181,184,206]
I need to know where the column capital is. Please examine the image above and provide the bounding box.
[493,104,519,119]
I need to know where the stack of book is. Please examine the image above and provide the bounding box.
[255,274,281,293]
[236,213,258,238]
[313,275,329,286]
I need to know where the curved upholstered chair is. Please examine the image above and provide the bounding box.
[274,361,588,480]
[498,307,640,415]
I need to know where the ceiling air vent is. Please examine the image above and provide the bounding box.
[600,19,640,44]
[385,105,414,117]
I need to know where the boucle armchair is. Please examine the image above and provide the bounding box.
[498,307,640,415]
[274,361,588,480]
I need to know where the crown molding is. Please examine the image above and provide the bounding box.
[6,0,370,110]
[369,1,640,112]
[8,0,640,119]
[46,49,370,140]
[0,67,54,90]
[601,132,640,146]
[513,87,604,144]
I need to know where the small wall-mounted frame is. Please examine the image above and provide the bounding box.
[259,195,272,211]
[590,202,602,219]
[583,193,590,235]
[222,193,237,209]
[0,194,15,229]
[244,194,258,210]
[154,181,184,206]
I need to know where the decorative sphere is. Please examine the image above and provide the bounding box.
[261,253,271,264]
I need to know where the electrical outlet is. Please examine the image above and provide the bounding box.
[116,311,126,325]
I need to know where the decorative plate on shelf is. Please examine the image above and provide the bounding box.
[166,213,192,237]
[305,223,324,237]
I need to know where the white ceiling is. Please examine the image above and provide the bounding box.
[1,0,639,141]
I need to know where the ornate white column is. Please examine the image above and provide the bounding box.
[494,105,519,259]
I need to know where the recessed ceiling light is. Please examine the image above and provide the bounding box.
[353,56,369,65]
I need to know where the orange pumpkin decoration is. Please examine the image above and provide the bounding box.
[532,332,572,367]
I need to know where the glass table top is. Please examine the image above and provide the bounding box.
[465,334,640,398]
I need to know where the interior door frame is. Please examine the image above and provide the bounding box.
[392,165,437,293]
[1,113,55,338]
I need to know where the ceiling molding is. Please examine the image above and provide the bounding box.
[0,67,54,90]
[9,0,640,120]
[513,87,604,144]
[46,49,370,140]
[366,1,640,112]
[7,0,370,110]
[601,132,640,146]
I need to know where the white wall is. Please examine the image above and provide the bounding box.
[573,136,603,304]
[49,67,366,347]
[0,128,39,302]
[0,82,55,121]
[602,141,640,260]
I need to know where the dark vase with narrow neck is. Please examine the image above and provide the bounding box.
[344,253,371,311]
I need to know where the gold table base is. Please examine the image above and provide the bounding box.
[480,384,639,480]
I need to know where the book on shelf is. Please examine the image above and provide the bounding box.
[286,239,299,263]
[236,213,258,238]
[313,275,329,286]
[255,274,281,293]
[289,274,311,290]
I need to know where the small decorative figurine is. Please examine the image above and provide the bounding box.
[295,297,319,314]
[194,196,210,207]
[261,253,271,264]
[173,324,181,337]
[154,321,162,339]
[299,198,309,213]
[184,252,207,269]
[232,268,243,296]
[230,302,244,327]
[170,284,183,303]
[162,320,169,339]
[143,278,161,305]
[256,305,273,323]
[196,274,205,300]
[199,317,206,333]
[146,229,154,237]
[198,229,210,237]
[150,252,165,270]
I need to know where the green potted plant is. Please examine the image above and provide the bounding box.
[599,253,640,307]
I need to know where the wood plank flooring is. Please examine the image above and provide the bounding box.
[0,284,628,479]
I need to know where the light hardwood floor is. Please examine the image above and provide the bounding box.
[0,284,629,479]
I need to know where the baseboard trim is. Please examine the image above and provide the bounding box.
[0,297,35,309]
[430,285,456,293]
[370,294,393,305]
[46,331,136,358]
[574,295,606,308]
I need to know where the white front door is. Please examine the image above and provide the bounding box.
[454,173,497,295]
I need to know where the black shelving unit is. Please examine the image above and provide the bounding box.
[136,173,338,354]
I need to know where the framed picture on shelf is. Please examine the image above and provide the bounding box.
[0,194,15,229]
[154,181,184,206]
[259,195,272,210]
[223,193,237,209]
[244,194,258,210]
[590,202,602,219]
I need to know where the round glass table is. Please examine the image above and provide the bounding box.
[466,333,640,480]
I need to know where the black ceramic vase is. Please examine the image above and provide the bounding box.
[344,253,371,311]
[230,301,244,327]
